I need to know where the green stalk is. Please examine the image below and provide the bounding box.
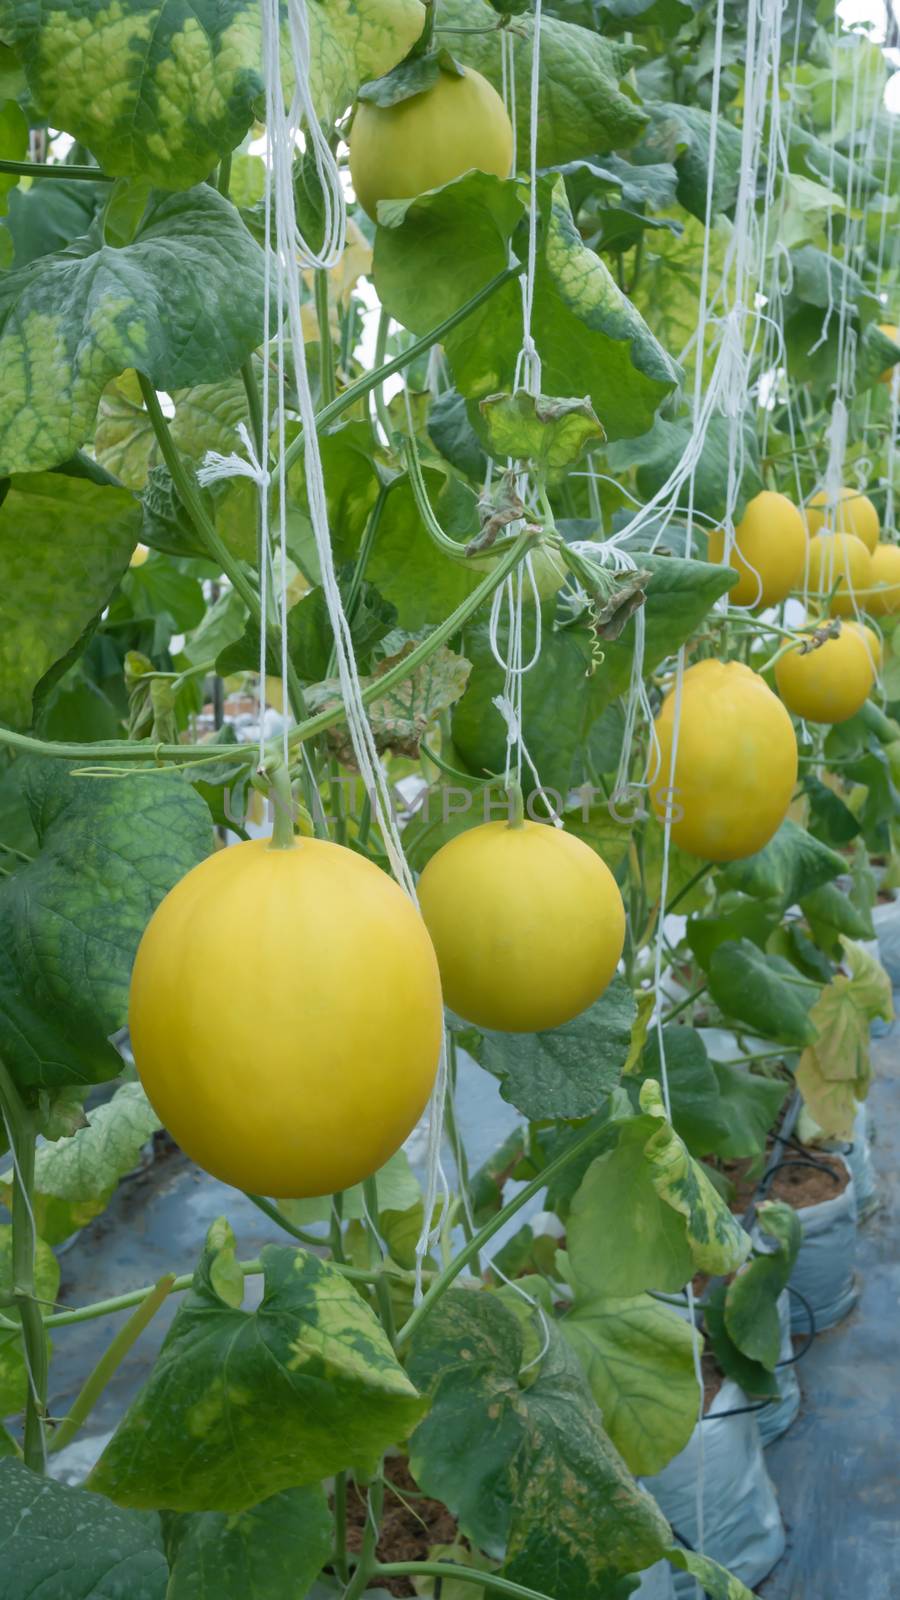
[342,1474,385,1600]
[243,1193,325,1247]
[49,1276,175,1455]
[372,309,394,441]
[267,763,298,849]
[0,1059,47,1471]
[316,269,337,407]
[241,359,265,459]
[661,982,707,1024]
[374,1564,553,1599]
[333,1471,350,1584]
[0,158,112,181]
[665,863,712,915]
[216,152,232,196]
[446,1038,479,1263]
[363,1175,397,1347]
[280,265,520,477]
[396,1114,615,1347]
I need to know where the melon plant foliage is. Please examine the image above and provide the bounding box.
[0,1,897,1597]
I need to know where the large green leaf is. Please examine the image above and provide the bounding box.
[1,175,106,267]
[0,759,212,1090]
[0,471,140,728]
[164,1487,333,1600]
[365,472,484,629]
[567,1080,751,1295]
[638,102,743,219]
[440,0,647,165]
[707,940,819,1047]
[796,938,894,1138]
[462,977,635,1119]
[638,1025,733,1156]
[0,1227,59,1416]
[608,412,763,524]
[718,819,845,913]
[0,1082,160,1247]
[89,1219,427,1511]
[408,1290,674,1590]
[724,1201,801,1368]
[707,1059,789,1162]
[0,187,268,475]
[375,174,679,441]
[561,1290,700,1475]
[0,1460,168,1600]
[2,0,424,191]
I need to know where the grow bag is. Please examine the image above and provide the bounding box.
[835,1103,878,1220]
[783,1157,858,1332]
[756,1290,803,1447]
[643,1379,785,1595]
[632,1560,676,1599]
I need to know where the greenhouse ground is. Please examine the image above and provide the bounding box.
[759,1010,900,1599]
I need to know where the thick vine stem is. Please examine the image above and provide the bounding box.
[0,1059,47,1471]
[0,157,112,182]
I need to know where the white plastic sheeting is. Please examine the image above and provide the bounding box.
[643,1380,785,1596]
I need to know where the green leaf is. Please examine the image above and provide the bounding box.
[718,819,845,913]
[640,102,743,220]
[375,174,678,441]
[2,0,424,191]
[89,1219,427,1512]
[796,938,893,1138]
[0,186,269,475]
[408,1290,674,1588]
[608,412,763,524]
[708,940,819,1047]
[440,0,648,165]
[2,175,106,267]
[567,1080,750,1296]
[163,1486,333,1600]
[218,576,396,684]
[0,1082,160,1248]
[452,622,596,794]
[464,977,635,1120]
[479,391,605,469]
[686,895,777,969]
[0,471,140,728]
[0,1460,168,1600]
[357,48,464,107]
[0,1227,59,1416]
[530,179,680,440]
[723,1200,801,1369]
[428,389,489,481]
[706,1060,789,1162]
[632,212,730,375]
[802,880,875,945]
[638,1026,733,1156]
[561,1291,700,1475]
[666,1546,755,1600]
[0,1423,17,1458]
[0,760,212,1090]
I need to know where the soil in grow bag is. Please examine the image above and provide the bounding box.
[765,1153,850,1208]
[341,1458,463,1595]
